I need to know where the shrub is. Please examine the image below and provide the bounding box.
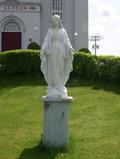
[73,53,120,81]
[96,55,120,81]
[73,52,98,78]
[79,48,91,54]
[27,42,41,50]
[0,50,40,74]
[0,50,120,82]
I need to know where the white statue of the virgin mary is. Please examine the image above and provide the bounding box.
[40,15,74,98]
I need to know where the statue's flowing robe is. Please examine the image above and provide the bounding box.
[40,28,74,88]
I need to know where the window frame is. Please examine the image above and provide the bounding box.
[51,0,65,22]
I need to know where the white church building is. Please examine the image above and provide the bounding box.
[0,0,88,52]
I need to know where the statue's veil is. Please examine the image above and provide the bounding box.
[51,15,63,28]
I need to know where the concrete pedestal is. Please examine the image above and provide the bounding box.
[42,96,73,148]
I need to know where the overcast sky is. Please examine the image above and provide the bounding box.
[89,0,120,56]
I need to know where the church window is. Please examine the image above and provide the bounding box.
[3,22,20,32]
[52,0,63,19]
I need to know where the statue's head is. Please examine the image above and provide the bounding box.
[52,15,62,28]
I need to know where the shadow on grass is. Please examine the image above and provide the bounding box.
[0,73,120,95]
[18,142,67,159]
[0,73,46,88]
[67,75,120,95]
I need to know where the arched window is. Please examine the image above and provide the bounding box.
[52,0,63,19]
[3,22,20,32]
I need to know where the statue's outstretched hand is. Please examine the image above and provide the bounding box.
[40,51,46,70]
[41,50,44,56]
[69,47,75,55]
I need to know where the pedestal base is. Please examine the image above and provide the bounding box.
[42,96,73,148]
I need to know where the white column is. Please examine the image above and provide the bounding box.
[74,0,88,50]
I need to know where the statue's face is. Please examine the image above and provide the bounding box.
[52,15,60,28]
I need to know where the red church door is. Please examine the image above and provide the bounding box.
[2,32,22,52]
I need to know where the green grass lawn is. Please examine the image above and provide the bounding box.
[0,74,120,159]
